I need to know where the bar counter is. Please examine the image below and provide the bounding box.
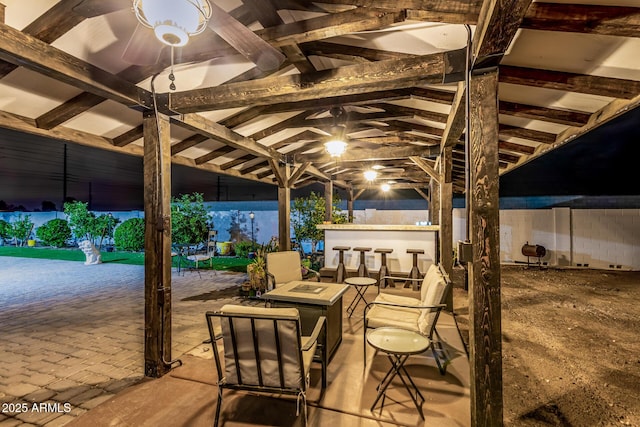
[317,223,440,276]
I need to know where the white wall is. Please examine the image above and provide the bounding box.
[453,207,640,270]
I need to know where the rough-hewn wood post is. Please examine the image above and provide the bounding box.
[324,180,333,222]
[277,164,291,251]
[468,70,503,425]
[347,188,354,223]
[143,110,172,378]
[440,146,454,311]
[429,178,440,225]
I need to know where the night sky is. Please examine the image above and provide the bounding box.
[1,105,638,211]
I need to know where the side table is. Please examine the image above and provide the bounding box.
[344,276,377,317]
[366,327,430,419]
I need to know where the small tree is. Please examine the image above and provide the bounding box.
[292,191,346,253]
[95,214,120,249]
[64,201,99,243]
[171,193,209,244]
[114,218,145,251]
[0,219,11,244]
[10,214,34,247]
[36,218,72,247]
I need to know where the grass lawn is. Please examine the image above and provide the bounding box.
[0,246,251,272]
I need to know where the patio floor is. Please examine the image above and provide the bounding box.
[0,256,469,427]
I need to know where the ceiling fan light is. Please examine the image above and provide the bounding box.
[134,0,211,47]
[364,170,378,181]
[381,183,391,192]
[324,139,347,157]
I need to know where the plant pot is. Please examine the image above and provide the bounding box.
[216,241,232,256]
[27,239,36,247]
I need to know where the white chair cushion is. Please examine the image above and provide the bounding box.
[420,263,440,302]
[267,251,303,285]
[374,293,421,313]
[219,305,303,389]
[366,304,420,332]
[418,275,447,335]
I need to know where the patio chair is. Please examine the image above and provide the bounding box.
[265,250,320,289]
[363,263,452,374]
[205,304,326,427]
[184,240,216,277]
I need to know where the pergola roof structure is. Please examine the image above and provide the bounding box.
[1,1,638,196]
[1,1,639,425]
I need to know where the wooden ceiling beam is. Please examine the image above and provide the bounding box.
[499,100,591,127]
[239,161,269,175]
[410,156,440,183]
[312,0,483,18]
[112,125,143,147]
[300,40,415,62]
[499,66,640,99]
[168,49,466,113]
[171,134,210,156]
[499,124,556,144]
[0,0,86,78]
[521,3,640,38]
[0,22,150,108]
[295,144,439,163]
[498,140,535,155]
[193,145,236,165]
[220,154,257,171]
[173,113,284,161]
[441,81,467,148]
[368,103,449,123]
[249,111,316,141]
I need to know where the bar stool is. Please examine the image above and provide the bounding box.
[333,246,350,283]
[405,248,425,290]
[353,247,371,277]
[374,248,394,288]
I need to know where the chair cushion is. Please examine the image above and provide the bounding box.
[420,263,440,302]
[366,304,420,332]
[218,305,303,389]
[373,293,421,313]
[418,274,447,335]
[267,251,303,284]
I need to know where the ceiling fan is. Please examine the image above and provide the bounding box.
[72,0,286,71]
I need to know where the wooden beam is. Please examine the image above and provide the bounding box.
[352,182,428,190]
[521,3,640,38]
[174,114,284,161]
[269,159,287,188]
[499,124,556,144]
[499,100,591,127]
[414,187,429,201]
[410,156,440,183]
[171,134,209,156]
[194,145,236,165]
[36,92,105,130]
[297,145,440,163]
[324,181,333,223]
[468,70,503,427]
[472,0,533,69]
[142,110,172,378]
[277,165,291,251]
[499,66,640,100]
[301,40,414,62]
[113,125,144,147]
[441,81,467,148]
[168,49,466,113]
[289,162,311,185]
[0,22,150,107]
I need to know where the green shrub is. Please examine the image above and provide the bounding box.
[36,219,72,247]
[10,214,34,246]
[114,218,145,251]
[233,240,259,258]
[0,219,11,242]
[171,193,209,244]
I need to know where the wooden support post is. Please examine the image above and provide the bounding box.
[347,188,354,223]
[0,3,5,24]
[440,146,454,311]
[278,164,291,251]
[468,70,503,425]
[429,178,440,225]
[143,110,172,378]
[324,180,333,223]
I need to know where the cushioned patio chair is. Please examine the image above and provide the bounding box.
[205,304,326,427]
[363,263,452,374]
[265,250,320,289]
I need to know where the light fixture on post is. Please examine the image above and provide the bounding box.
[133,0,212,47]
[249,211,255,243]
[363,169,378,181]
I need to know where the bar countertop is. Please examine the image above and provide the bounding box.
[317,223,440,231]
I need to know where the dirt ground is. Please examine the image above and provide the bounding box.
[452,265,640,427]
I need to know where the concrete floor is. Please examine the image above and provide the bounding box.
[0,257,469,427]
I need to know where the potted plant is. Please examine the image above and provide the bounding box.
[246,245,267,294]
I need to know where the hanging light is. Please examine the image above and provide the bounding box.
[134,0,212,47]
[381,183,391,192]
[363,169,378,181]
[324,139,347,157]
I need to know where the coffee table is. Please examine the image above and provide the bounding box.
[262,281,349,361]
[367,327,430,419]
[344,276,377,317]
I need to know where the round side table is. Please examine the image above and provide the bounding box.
[366,327,430,419]
[344,276,377,317]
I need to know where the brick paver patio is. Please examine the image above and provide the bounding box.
[0,257,246,426]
